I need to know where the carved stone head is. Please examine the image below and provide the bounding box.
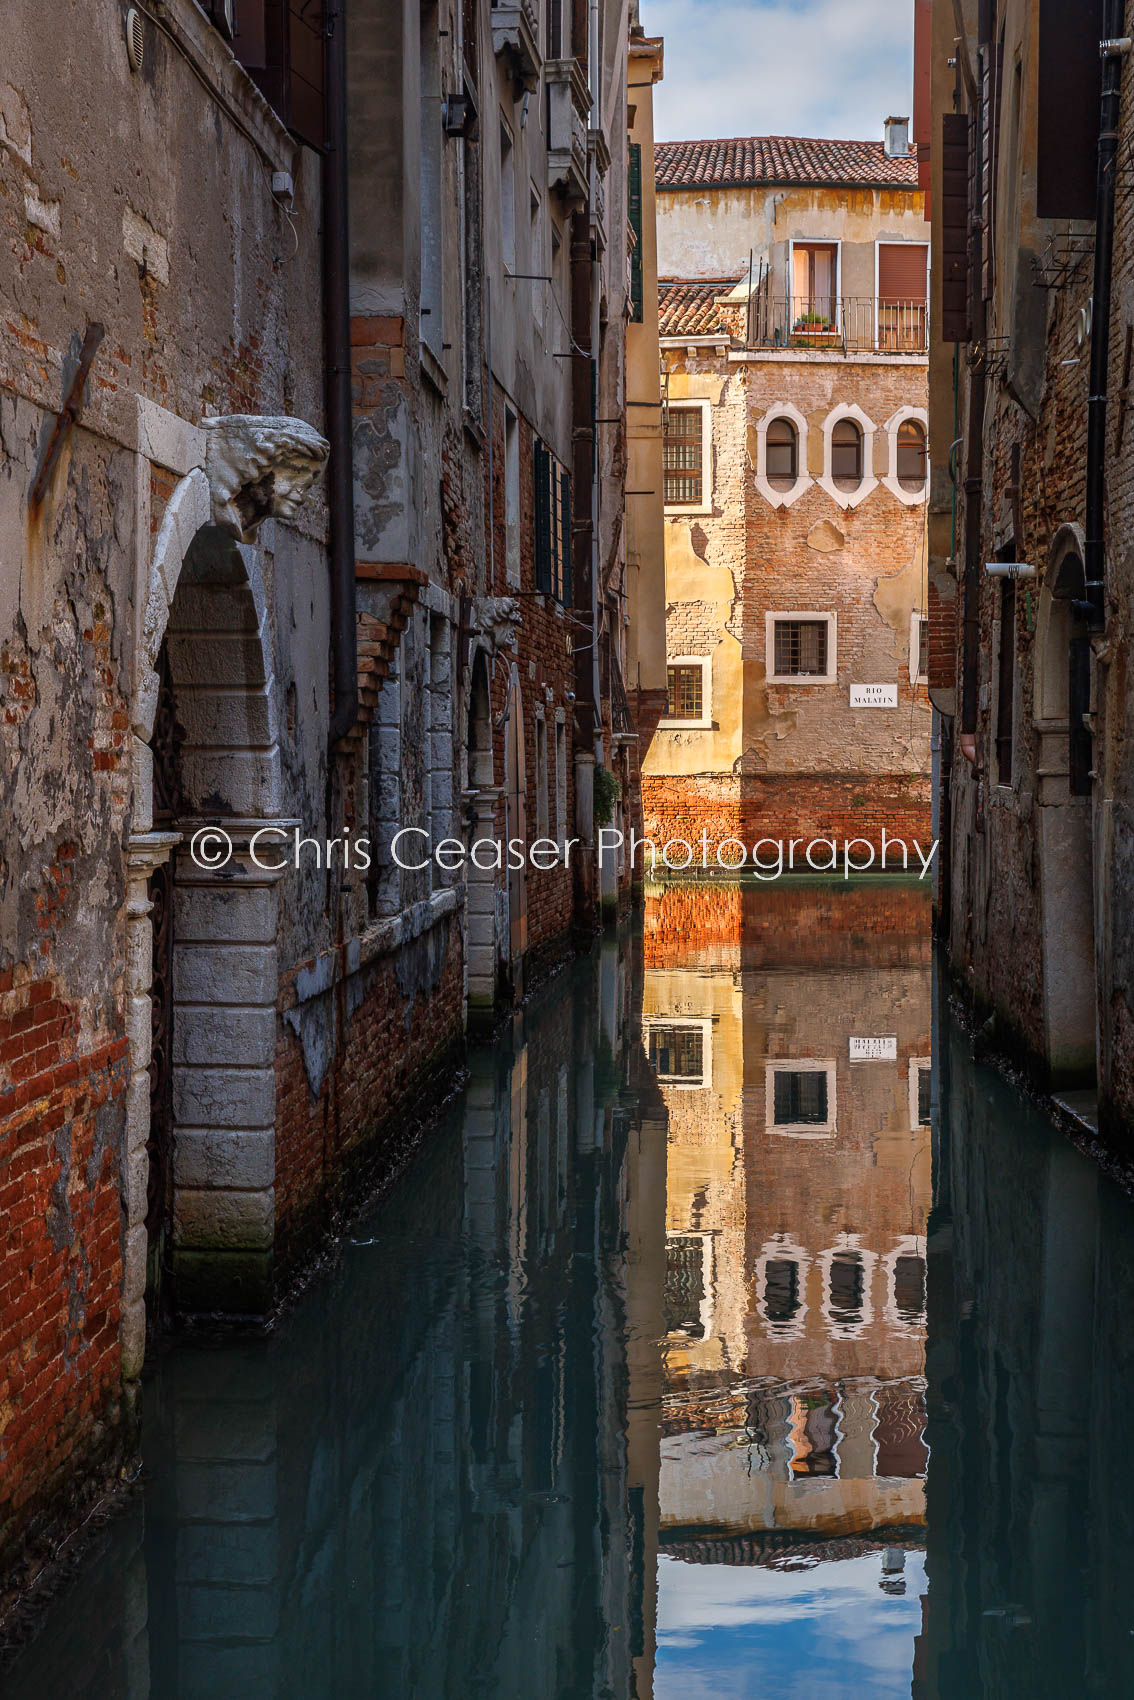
[202,414,330,541]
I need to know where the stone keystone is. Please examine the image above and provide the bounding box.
[203,414,330,542]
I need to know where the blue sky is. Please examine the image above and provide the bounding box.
[645,0,916,145]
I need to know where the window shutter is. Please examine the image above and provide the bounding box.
[534,441,552,594]
[940,113,970,341]
[878,244,927,303]
[628,143,644,323]
[557,467,571,606]
[979,40,1002,302]
[288,0,326,148]
[1037,0,1104,219]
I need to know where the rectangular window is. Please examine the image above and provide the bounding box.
[648,1026,704,1081]
[628,142,644,322]
[534,440,571,602]
[877,242,928,351]
[500,120,516,274]
[420,0,444,356]
[766,1061,836,1135]
[773,1069,828,1126]
[917,1065,931,1127]
[530,185,545,329]
[910,613,929,683]
[535,713,549,838]
[663,403,707,508]
[995,579,1015,785]
[555,713,567,840]
[664,1235,706,1336]
[791,241,838,322]
[666,663,703,721]
[504,405,520,587]
[772,618,830,679]
[230,2,326,147]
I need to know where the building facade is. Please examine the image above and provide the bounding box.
[640,132,933,860]
[924,0,1134,1139]
[0,0,662,1602]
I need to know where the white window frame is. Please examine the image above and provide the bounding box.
[766,611,837,686]
[881,404,929,504]
[662,397,712,515]
[663,1231,717,1342]
[817,402,878,509]
[874,238,929,350]
[554,708,567,841]
[534,707,549,837]
[788,237,843,333]
[754,401,811,509]
[908,1056,932,1128]
[663,654,712,728]
[643,1016,713,1090]
[765,1058,837,1137]
[909,612,929,685]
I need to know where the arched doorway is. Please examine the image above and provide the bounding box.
[1034,527,1097,1082]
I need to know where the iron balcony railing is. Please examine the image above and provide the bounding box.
[744,294,929,354]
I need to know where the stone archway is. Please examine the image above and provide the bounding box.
[1033,524,1097,1082]
[123,417,327,1362]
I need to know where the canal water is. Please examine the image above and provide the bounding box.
[3,878,1134,1699]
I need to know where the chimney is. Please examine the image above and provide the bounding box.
[884,116,910,158]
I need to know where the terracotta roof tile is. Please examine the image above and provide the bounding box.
[655,135,920,192]
[658,275,747,339]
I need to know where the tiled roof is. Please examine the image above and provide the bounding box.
[655,135,920,192]
[658,275,747,339]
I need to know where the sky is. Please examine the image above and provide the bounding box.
[646,0,916,146]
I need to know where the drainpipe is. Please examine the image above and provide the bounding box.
[325,0,358,745]
[958,43,987,768]
[1085,14,1127,632]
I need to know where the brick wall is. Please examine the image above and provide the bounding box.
[641,772,932,862]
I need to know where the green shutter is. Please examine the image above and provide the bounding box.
[557,467,571,606]
[534,441,552,593]
[628,142,643,323]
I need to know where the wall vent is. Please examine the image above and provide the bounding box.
[126,8,144,74]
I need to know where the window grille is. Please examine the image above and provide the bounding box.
[663,405,703,505]
[648,1026,704,1080]
[773,1069,828,1124]
[666,664,703,721]
[773,619,828,678]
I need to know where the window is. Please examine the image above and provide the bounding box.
[765,416,798,491]
[774,1069,828,1126]
[664,1235,706,1336]
[529,184,544,328]
[534,440,571,602]
[995,578,1015,785]
[893,1255,926,1324]
[769,616,834,682]
[831,418,863,490]
[663,402,708,508]
[500,119,515,273]
[547,0,565,58]
[554,712,567,840]
[666,662,704,721]
[792,241,838,324]
[229,1,326,147]
[504,405,520,587]
[908,1058,932,1130]
[877,242,928,350]
[420,0,443,355]
[896,419,927,491]
[829,1250,865,1320]
[535,712,549,837]
[766,1061,836,1135]
[645,1018,711,1088]
[910,613,929,684]
[628,142,644,322]
[649,1026,703,1080]
[764,1260,801,1327]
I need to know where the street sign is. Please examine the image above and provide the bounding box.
[849,1036,898,1060]
[850,684,898,707]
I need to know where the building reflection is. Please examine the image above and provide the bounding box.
[641,879,932,1587]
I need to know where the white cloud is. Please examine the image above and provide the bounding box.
[644,0,915,144]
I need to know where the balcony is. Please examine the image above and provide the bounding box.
[490,0,540,93]
[546,58,591,207]
[744,294,928,354]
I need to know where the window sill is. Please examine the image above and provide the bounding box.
[664,503,712,518]
[660,718,714,730]
[420,341,448,397]
[766,676,837,687]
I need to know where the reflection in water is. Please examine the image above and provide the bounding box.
[4,879,1134,1698]
[643,879,932,1697]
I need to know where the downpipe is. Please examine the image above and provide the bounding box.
[325,0,358,746]
[1084,14,1127,632]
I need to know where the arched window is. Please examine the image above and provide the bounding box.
[766,417,798,490]
[831,419,863,490]
[896,419,927,491]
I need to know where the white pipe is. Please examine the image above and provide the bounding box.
[984,562,1036,578]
